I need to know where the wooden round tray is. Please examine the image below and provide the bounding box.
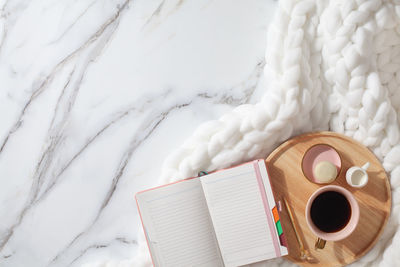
[266,131,391,267]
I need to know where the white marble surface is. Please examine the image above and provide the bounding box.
[0,0,277,266]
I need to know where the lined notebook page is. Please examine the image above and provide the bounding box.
[200,163,276,267]
[136,178,223,267]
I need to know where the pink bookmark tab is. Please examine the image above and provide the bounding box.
[253,160,281,257]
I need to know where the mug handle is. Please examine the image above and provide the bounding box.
[315,238,326,249]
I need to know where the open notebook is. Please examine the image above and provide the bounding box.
[136,159,288,267]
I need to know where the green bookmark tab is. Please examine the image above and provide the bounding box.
[276,220,283,235]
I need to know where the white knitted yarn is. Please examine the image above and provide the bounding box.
[93,0,400,266]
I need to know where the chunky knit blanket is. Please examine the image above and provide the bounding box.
[93,0,400,266]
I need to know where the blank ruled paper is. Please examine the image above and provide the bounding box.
[136,178,223,267]
[200,163,276,267]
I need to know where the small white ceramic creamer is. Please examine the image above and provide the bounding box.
[346,162,370,188]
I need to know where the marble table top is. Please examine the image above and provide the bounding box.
[0,0,277,266]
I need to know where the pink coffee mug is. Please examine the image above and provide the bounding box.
[305,185,359,248]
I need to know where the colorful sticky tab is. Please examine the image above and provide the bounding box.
[276,220,283,235]
[277,200,283,212]
[279,233,288,247]
[272,206,280,223]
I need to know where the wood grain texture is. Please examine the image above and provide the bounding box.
[266,131,391,267]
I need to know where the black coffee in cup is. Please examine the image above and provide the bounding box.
[310,190,351,233]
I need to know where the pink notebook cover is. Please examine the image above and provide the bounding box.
[135,159,287,266]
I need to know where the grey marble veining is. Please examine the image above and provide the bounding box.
[0,0,277,266]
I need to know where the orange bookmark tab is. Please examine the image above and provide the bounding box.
[272,206,280,223]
